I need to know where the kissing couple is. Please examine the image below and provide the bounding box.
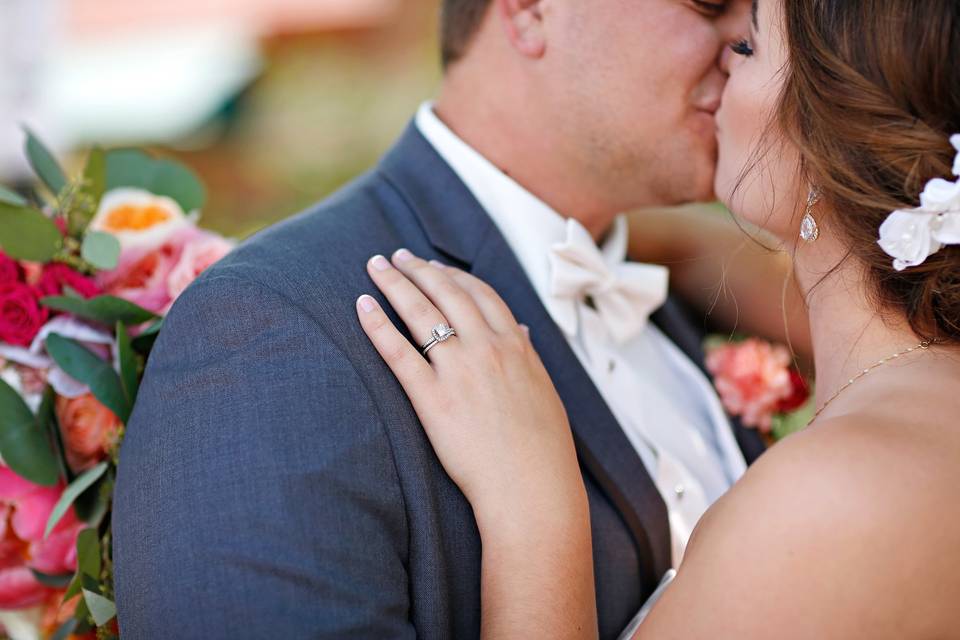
[113,0,960,638]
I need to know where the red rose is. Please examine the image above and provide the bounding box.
[777,368,811,413]
[0,282,49,346]
[35,263,101,299]
[0,251,22,284]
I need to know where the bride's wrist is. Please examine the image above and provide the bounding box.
[471,477,591,547]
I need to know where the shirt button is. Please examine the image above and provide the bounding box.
[674,484,685,500]
[608,360,616,373]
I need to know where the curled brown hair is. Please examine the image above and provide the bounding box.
[778,0,960,342]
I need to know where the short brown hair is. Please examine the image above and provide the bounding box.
[440,0,492,68]
[778,0,960,342]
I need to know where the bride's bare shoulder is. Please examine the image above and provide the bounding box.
[641,417,960,638]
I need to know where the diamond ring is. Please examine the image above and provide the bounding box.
[420,322,457,357]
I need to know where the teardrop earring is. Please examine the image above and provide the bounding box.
[800,187,822,243]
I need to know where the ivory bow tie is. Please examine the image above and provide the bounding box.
[548,218,669,344]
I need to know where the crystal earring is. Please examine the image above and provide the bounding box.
[800,187,822,243]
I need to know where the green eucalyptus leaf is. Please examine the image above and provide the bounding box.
[51,618,78,640]
[116,322,139,403]
[31,569,75,588]
[131,318,164,354]
[44,334,130,423]
[0,202,64,261]
[83,588,116,626]
[0,378,60,486]
[106,148,206,212]
[80,231,121,269]
[0,185,27,206]
[40,295,157,327]
[24,128,67,196]
[44,462,108,539]
[63,527,100,603]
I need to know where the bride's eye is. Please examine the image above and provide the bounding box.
[730,39,755,57]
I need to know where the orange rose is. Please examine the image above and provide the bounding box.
[54,394,122,472]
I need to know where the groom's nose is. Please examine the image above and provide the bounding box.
[715,0,753,44]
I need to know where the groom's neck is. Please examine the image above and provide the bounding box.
[433,82,621,243]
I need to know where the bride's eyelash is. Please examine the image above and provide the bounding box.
[730,39,755,57]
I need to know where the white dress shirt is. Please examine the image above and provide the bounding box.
[415,102,746,566]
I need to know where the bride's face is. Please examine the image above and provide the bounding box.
[714,0,803,243]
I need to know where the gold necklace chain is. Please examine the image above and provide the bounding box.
[813,340,935,420]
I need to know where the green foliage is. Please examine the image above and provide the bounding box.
[45,462,109,539]
[0,202,64,261]
[25,128,67,196]
[0,379,60,486]
[44,334,131,423]
[67,148,107,236]
[106,148,206,212]
[0,184,27,206]
[40,295,157,328]
[80,232,121,270]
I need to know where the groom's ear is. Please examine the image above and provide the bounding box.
[495,0,547,59]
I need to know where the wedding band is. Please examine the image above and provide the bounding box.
[421,322,457,357]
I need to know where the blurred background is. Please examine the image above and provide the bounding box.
[1,0,442,238]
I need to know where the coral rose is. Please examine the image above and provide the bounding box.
[706,338,795,432]
[0,283,49,347]
[55,394,122,472]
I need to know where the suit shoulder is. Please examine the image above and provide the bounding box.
[188,169,410,306]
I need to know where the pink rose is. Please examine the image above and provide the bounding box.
[0,467,86,609]
[706,338,795,432]
[96,241,182,316]
[165,232,233,308]
[35,263,102,300]
[0,251,22,284]
[0,282,49,347]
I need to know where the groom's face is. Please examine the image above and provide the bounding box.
[542,0,751,206]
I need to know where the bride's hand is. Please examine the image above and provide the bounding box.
[356,249,587,527]
[356,249,596,638]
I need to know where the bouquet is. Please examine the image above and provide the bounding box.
[0,131,233,639]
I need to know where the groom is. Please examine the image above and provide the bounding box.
[114,1,758,637]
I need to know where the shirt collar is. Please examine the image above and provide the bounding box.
[415,102,629,329]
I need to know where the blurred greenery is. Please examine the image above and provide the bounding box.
[163,2,442,239]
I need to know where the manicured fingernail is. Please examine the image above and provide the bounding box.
[370,255,391,271]
[357,295,378,313]
[393,248,414,263]
[429,260,446,269]
[519,324,530,338]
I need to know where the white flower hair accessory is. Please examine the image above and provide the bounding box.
[878,134,960,271]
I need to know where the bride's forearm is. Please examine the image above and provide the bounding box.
[474,480,598,640]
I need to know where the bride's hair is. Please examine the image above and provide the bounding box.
[778,0,960,343]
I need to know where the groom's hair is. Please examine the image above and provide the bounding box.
[441,0,492,68]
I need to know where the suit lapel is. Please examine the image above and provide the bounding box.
[379,124,673,588]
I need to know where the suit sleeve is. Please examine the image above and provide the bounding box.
[112,272,415,638]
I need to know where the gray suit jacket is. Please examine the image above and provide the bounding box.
[113,123,764,639]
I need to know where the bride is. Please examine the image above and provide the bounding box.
[354,0,960,637]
